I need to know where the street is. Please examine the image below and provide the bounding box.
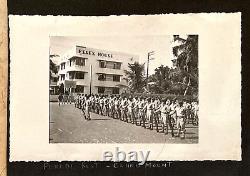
[49,102,198,143]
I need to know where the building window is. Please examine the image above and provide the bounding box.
[75,85,84,93]
[69,72,74,79]
[98,87,105,94]
[112,87,119,94]
[75,72,85,79]
[113,75,120,82]
[98,74,106,81]
[61,63,66,70]
[75,57,85,66]
[60,74,65,81]
[99,61,106,68]
[113,62,121,69]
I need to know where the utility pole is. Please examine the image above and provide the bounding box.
[89,64,92,95]
[146,51,155,91]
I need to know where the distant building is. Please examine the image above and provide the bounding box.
[56,45,139,94]
[49,59,59,95]
[50,72,59,95]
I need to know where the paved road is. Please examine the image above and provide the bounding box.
[49,102,198,143]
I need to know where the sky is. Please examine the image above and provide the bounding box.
[50,36,173,75]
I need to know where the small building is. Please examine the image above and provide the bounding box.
[56,45,139,95]
[49,72,59,95]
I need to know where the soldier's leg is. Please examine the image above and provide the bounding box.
[148,112,152,129]
[142,111,146,128]
[134,110,138,125]
[161,114,165,133]
[126,111,130,122]
[176,117,181,137]
[180,117,186,139]
[102,105,106,116]
[124,110,127,122]
[82,107,87,120]
[132,111,135,124]
[155,114,159,132]
[88,108,91,120]
[122,109,125,121]
[131,112,134,124]
[162,114,168,134]
[128,111,132,123]
[168,115,174,137]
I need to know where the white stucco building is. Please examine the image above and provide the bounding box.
[56,45,139,94]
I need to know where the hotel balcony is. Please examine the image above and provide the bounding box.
[66,64,89,73]
[96,67,124,75]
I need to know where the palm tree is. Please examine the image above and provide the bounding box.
[124,62,146,93]
[171,35,198,96]
[149,65,172,94]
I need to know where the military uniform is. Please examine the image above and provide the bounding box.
[175,105,186,138]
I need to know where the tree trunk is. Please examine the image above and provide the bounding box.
[184,77,191,96]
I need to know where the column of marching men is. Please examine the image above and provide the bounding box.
[73,94,199,139]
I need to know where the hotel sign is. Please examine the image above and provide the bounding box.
[76,46,113,58]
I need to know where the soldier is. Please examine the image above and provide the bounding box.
[85,96,91,120]
[102,96,108,116]
[78,94,82,108]
[114,97,120,119]
[192,101,199,125]
[184,100,192,124]
[133,97,140,125]
[144,98,154,130]
[63,91,69,104]
[58,93,63,106]
[155,99,165,132]
[153,98,161,132]
[109,97,115,118]
[74,94,78,108]
[99,96,105,115]
[105,96,109,116]
[160,99,173,136]
[117,97,122,120]
[95,95,100,114]
[127,98,136,124]
[173,102,186,138]
[138,97,146,128]
[120,97,128,122]
[170,99,177,126]
[81,94,87,119]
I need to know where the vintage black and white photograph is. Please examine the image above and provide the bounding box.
[49,35,199,144]
[9,14,241,161]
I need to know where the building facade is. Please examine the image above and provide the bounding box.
[56,45,139,95]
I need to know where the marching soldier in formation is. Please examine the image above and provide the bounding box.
[73,93,199,139]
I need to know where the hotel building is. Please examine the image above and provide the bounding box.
[56,45,139,95]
